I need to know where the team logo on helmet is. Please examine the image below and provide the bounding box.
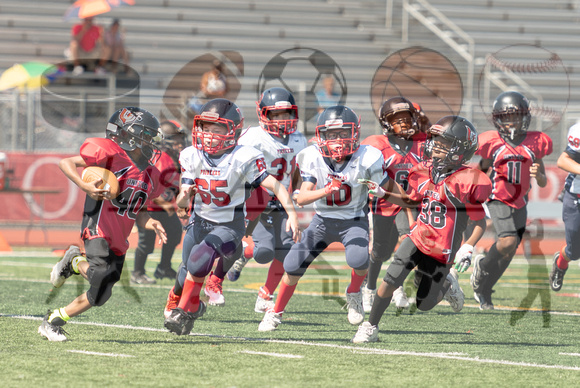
[118,108,143,125]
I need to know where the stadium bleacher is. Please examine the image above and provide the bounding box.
[0,0,578,155]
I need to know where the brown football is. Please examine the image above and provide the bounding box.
[81,166,120,199]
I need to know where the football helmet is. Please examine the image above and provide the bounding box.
[106,107,162,165]
[256,87,298,137]
[379,97,418,138]
[492,91,531,140]
[412,102,432,133]
[192,98,244,154]
[159,120,187,156]
[423,115,478,176]
[315,105,360,161]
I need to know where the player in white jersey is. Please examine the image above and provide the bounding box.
[258,105,409,332]
[163,99,300,335]
[550,122,580,292]
[226,87,309,314]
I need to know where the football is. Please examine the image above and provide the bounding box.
[81,166,120,199]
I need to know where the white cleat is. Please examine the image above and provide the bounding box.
[345,287,365,325]
[258,309,282,332]
[444,268,465,312]
[50,245,81,288]
[392,286,410,309]
[352,321,379,343]
[361,285,375,313]
[254,287,275,313]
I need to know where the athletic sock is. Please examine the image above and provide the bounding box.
[71,255,87,274]
[178,278,203,312]
[346,269,366,293]
[557,248,570,270]
[48,307,70,326]
[273,281,297,314]
[368,293,391,326]
[213,257,227,279]
[264,259,285,295]
[366,255,383,290]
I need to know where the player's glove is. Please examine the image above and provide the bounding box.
[358,179,387,198]
[454,244,473,273]
[324,178,342,194]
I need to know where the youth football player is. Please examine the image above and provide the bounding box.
[226,87,308,314]
[549,122,580,291]
[352,116,491,343]
[361,96,425,313]
[258,105,410,332]
[39,107,167,342]
[163,98,301,335]
[470,91,552,309]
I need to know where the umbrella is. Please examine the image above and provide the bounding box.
[64,0,135,21]
[0,61,59,91]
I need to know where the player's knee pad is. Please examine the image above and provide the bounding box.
[254,246,274,264]
[86,264,122,306]
[187,242,218,278]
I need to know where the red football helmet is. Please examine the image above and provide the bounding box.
[192,98,244,154]
[315,105,360,161]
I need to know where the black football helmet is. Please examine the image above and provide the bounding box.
[106,106,162,165]
[378,96,418,138]
[492,91,531,140]
[192,98,244,154]
[158,120,187,160]
[256,87,298,137]
[412,102,431,133]
[423,116,478,177]
[315,105,360,161]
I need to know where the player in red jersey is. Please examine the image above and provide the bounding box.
[361,97,425,313]
[353,116,491,343]
[38,107,167,342]
[132,120,188,284]
[470,91,552,310]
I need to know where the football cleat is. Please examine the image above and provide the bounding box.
[392,286,410,309]
[130,271,156,285]
[181,301,207,336]
[474,291,494,310]
[352,321,379,344]
[254,286,275,313]
[258,309,283,332]
[361,285,375,313]
[345,287,365,325]
[50,245,81,288]
[470,253,486,293]
[227,242,251,282]
[38,310,68,342]
[204,274,225,306]
[154,266,177,280]
[549,251,567,292]
[164,303,205,336]
[444,268,464,312]
[164,287,181,319]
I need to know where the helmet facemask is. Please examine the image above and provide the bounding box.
[193,115,236,155]
[257,102,298,137]
[493,110,530,140]
[316,123,359,162]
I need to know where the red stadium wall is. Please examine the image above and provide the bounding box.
[0,152,570,253]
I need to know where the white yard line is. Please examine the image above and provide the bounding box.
[238,350,303,359]
[67,350,134,358]
[7,314,580,371]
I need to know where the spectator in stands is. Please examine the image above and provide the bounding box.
[199,60,228,99]
[68,17,108,75]
[316,75,340,113]
[103,19,130,74]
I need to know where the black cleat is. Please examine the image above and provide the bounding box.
[154,266,177,280]
[549,251,567,292]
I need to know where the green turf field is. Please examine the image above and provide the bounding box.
[2,248,580,387]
